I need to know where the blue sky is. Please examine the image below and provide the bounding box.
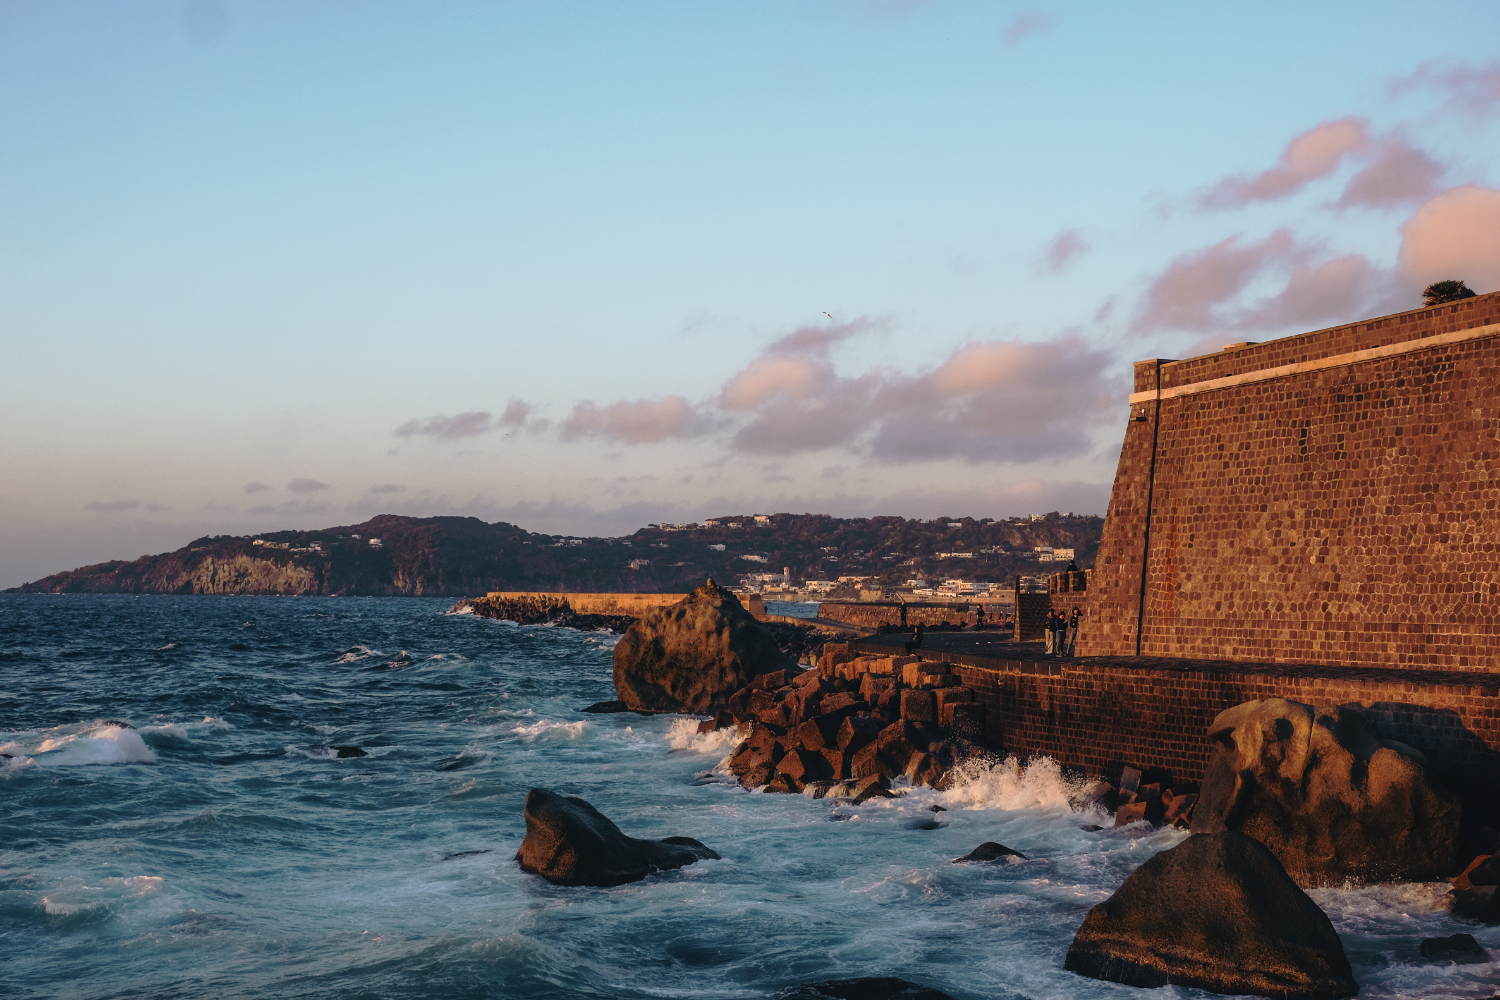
[4,1,1500,587]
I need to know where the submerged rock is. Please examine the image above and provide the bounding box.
[333,745,367,758]
[952,842,1026,863]
[1191,698,1460,885]
[1419,932,1489,963]
[772,977,953,1000]
[515,787,720,887]
[612,579,797,714]
[1065,831,1357,999]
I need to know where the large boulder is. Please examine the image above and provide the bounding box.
[613,578,798,713]
[514,788,720,886]
[1190,698,1461,885]
[1065,831,1357,999]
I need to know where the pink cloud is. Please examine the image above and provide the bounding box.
[500,399,531,425]
[1199,117,1369,208]
[1398,185,1500,294]
[1133,229,1382,335]
[395,411,493,439]
[1041,228,1089,272]
[561,396,701,444]
[1002,11,1052,46]
[1336,138,1444,208]
[1390,61,1500,116]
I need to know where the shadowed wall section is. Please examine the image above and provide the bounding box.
[1081,292,1500,671]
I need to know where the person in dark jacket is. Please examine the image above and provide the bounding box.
[903,622,924,655]
[1065,608,1081,656]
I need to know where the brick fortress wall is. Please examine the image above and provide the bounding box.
[884,650,1500,827]
[1080,292,1500,671]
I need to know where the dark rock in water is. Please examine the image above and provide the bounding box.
[1419,932,1489,963]
[612,579,797,714]
[1191,698,1460,886]
[580,700,630,714]
[443,849,492,860]
[1452,885,1500,925]
[515,787,720,887]
[435,753,482,771]
[1065,831,1357,999]
[1081,825,1104,832]
[928,804,947,812]
[100,719,135,729]
[772,977,953,1000]
[333,746,367,758]
[952,842,1026,863]
[905,818,944,831]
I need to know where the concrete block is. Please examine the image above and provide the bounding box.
[900,689,936,724]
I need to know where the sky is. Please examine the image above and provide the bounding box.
[4,1,1500,588]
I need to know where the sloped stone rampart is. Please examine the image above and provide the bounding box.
[1081,292,1500,670]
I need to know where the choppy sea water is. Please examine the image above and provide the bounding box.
[1,595,1495,1000]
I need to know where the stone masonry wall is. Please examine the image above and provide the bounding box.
[925,654,1500,826]
[1080,292,1500,671]
[817,602,986,629]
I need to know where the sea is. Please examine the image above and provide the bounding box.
[1,594,1495,1000]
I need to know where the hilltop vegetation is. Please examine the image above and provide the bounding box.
[11,511,1101,597]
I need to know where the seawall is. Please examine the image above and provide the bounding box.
[852,638,1500,826]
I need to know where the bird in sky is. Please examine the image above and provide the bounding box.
[822,311,833,320]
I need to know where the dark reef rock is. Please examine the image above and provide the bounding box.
[612,579,796,714]
[1191,698,1460,886]
[1419,932,1489,963]
[514,787,719,887]
[333,745,367,758]
[952,842,1026,863]
[579,700,630,714]
[1065,831,1357,999]
[772,977,953,1000]
[1452,885,1500,925]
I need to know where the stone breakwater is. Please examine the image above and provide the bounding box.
[703,646,998,797]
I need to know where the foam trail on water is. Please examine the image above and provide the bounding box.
[511,719,588,740]
[28,723,158,765]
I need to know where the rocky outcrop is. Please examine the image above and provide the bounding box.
[952,842,1026,863]
[1190,698,1461,885]
[1065,831,1358,999]
[612,579,796,713]
[514,788,719,887]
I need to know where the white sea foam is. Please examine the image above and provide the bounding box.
[156,643,176,650]
[511,719,587,740]
[334,645,382,663]
[445,603,476,616]
[940,755,1091,814]
[30,722,158,765]
[666,717,742,754]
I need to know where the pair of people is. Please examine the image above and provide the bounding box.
[1044,608,1082,655]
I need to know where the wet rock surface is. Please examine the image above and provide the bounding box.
[952,842,1026,863]
[514,788,719,887]
[612,580,798,713]
[1065,831,1358,1000]
[1190,698,1461,885]
[1418,933,1489,963]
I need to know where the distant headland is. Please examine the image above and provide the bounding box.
[8,511,1102,597]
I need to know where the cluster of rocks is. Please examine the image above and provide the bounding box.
[704,645,991,795]
[1071,765,1199,830]
[515,787,720,887]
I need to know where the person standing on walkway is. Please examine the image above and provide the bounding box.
[1065,608,1081,656]
[899,600,908,628]
[1044,610,1057,654]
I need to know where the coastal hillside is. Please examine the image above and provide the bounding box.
[10,511,1102,597]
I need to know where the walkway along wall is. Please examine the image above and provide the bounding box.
[1078,292,1500,671]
